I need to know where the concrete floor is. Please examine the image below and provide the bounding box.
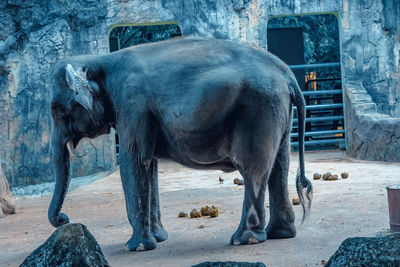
[0,150,398,267]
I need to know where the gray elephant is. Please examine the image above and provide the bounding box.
[49,37,312,251]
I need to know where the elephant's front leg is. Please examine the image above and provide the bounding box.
[119,145,157,251]
[149,159,168,242]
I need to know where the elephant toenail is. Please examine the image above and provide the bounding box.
[248,237,259,244]
[136,243,145,251]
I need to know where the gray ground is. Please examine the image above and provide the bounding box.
[0,150,398,267]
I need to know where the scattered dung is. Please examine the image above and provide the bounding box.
[178,212,188,218]
[313,173,322,180]
[320,171,348,181]
[292,197,300,205]
[234,178,244,185]
[209,206,219,217]
[190,209,202,218]
[200,206,211,216]
[322,172,332,180]
[182,206,219,218]
[198,225,205,228]
[330,175,339,180]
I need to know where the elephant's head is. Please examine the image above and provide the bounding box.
[48,59,114,227]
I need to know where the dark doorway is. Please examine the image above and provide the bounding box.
[268,14,344,151]
[268,27,306,90]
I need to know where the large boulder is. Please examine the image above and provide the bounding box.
[20,223,110,267]
[326,233,400,266]
[0,166,16,217]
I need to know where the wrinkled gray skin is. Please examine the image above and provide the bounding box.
[49,37,312,251]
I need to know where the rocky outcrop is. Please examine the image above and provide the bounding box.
[0,165,16,217]
[0,0,117,187]
[345,82,400,161]
[20,223,110,267]
[326,234,400,266]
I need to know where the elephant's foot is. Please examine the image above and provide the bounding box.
[125,234,157,251]
[151,226,168,242]
[266,221,296,239]
[230,227,266,245]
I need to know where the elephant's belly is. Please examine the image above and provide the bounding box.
[155,129,236,172]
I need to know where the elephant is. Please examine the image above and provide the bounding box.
[49,36,312,251]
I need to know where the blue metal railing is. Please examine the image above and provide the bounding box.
[289,62,340,70]
[289,62,345,149]
[293,103,343,110]
[290,129,345,138]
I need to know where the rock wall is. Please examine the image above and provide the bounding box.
[0,0,399,186]
[340,0,400,161]
[0,0,116,186]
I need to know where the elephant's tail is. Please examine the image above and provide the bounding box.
[288,72,313,224]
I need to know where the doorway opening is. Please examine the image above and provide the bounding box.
[108,22,182,162]
[267,13,344,151]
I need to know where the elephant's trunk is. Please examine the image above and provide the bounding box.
[48,129,71,227]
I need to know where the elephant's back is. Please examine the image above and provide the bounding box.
[112,37,293,128]
[115,37,287,74]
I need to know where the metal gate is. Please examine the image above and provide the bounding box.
[290,62,345,150]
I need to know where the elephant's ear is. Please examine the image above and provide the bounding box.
[65,64,93,112]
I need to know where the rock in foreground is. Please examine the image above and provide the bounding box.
[192,262,266,267]
[326,234,400,266]
[21,223,110,267]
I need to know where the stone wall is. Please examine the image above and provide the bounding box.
[340,0,400,161]
[0,0,399,186]
[0,0,117,186]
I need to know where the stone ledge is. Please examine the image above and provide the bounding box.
[345,82,400,162]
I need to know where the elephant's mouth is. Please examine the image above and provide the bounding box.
[66,123,112,161]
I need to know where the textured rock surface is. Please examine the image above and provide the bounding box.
[326,234,400,266]
[0,0,117,186]
[341,0,400,162]
[192,262,266,267]
[345,82,400,161]
[0,165,16,217]
[20,223,110,267]
[1,0,400,186]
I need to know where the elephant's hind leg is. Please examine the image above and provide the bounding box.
[229,117,279,245]
[149,159,168,242]
[230,169,269,245]
[266,134,296,239]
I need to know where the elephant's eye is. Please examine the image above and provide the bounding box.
[51,103,67,118]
